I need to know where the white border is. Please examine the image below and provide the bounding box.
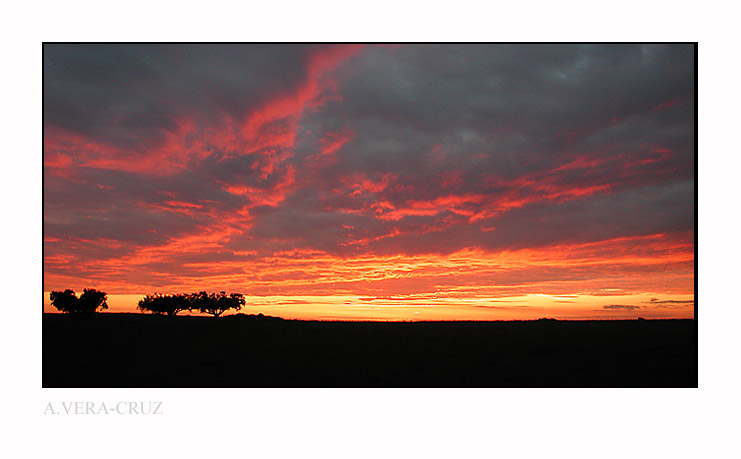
[4,2,738,458]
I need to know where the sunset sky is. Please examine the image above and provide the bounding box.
[42,43,695,320]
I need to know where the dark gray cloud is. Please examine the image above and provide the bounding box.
[266,44,695,256]
[44,44,328,150]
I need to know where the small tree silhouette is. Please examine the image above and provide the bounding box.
[50,288,108,314]
[189,291,245,317]
[137,293,190,316]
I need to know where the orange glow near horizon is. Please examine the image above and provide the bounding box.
[43,232,694,321]
[42,292,694,321]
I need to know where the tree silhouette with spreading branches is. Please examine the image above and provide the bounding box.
[189,291,245,317]
[137,293,190,316]
[136,291,246,317]
[50,288,108,314]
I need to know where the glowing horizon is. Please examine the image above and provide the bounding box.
[42,291,695,321]
[43,44,695,320]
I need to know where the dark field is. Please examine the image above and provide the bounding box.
[43,313,697,387]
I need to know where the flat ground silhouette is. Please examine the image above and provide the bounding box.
[42,313,697,387]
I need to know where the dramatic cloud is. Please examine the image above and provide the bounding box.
[43,44,695,319]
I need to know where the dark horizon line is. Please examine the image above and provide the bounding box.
[42,41,699,45]
[41,310,695,322]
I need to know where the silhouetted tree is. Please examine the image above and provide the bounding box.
[50,288,108,314]
[49,289,77,313]
[79,288,108,313]
[189,291,245,317]
[137,293,190,316]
